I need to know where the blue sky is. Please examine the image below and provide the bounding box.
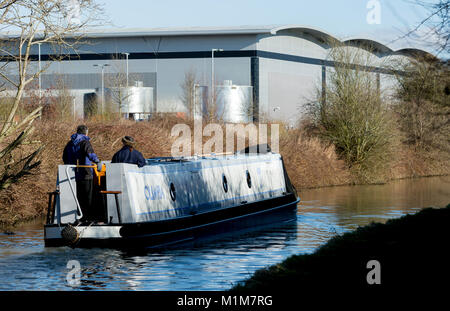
[100,0,441,52]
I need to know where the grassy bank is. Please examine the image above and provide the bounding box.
[0,119,448,229]
[280,127,449,189]
[231,203,450,291]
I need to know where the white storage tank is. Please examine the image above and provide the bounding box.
[89,81,154,120]
[215,80,253,123]
[116,82,154,115]
[121,89,153,113]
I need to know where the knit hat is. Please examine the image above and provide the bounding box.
[76,125,88,135]
[122,136,135,147]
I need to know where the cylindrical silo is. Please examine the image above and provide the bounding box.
[215,80,253,123]
[119,86,154,114]
[92,81,154,120]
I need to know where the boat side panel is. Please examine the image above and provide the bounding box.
[56,154,288,225]
[105,162,126,223]
[56,166,79,224]
[119,154,287,222]
[124,166,193,221]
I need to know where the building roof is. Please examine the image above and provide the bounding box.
[83,25,433,57]
[81,25,279,38]
[0,24,434,58]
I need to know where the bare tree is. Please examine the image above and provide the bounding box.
[0,0,17,13]
[0,0,103,189]
[39,73,76,120]
[392,55,450,151]
[179,68,198,119]
[399,1,449,54]
[104,56,142,117]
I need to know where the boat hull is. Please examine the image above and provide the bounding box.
[44,193,299,249]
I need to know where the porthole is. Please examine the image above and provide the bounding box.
[246,170,252,188]
[222,174,228,193]
[169,182,176,201]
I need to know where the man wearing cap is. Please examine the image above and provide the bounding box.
[112,136,146,167]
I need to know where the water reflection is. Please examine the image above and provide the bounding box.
[0,176,448,290]
[298,175,450,230]
[0,220,299,291]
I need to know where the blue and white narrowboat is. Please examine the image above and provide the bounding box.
[44,148,299,248]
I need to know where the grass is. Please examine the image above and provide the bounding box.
[231,204,450,291]
[279,128,351,188]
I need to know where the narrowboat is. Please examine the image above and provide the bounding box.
[44,147,299,248]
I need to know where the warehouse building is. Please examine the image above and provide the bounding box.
[0,25,431,124]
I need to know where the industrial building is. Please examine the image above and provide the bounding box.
[0,25,431,124]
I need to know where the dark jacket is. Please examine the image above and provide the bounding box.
[112,146,146,167]
[63,133,99,180]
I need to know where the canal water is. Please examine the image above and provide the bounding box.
[0,176,448,290]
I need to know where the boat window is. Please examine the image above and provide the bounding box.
[169,182,176,201]
[222,174,228,193]
[246,170,252,188]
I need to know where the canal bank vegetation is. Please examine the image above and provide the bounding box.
[392,55,450,153]
[231,203,450,291]
[306,44,398,184]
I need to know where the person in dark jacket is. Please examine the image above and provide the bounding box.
[112,136,146,167]
[63,125,100,222]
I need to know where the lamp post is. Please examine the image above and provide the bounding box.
[211,48,223,105]
[38,43,41,104]
[93,64,110,114]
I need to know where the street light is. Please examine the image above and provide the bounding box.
[211,48,223,105]
[38,43,41,104]
[121,52,129,87]
[93,63,110,115]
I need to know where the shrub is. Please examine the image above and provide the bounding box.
[307,44,396,182]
